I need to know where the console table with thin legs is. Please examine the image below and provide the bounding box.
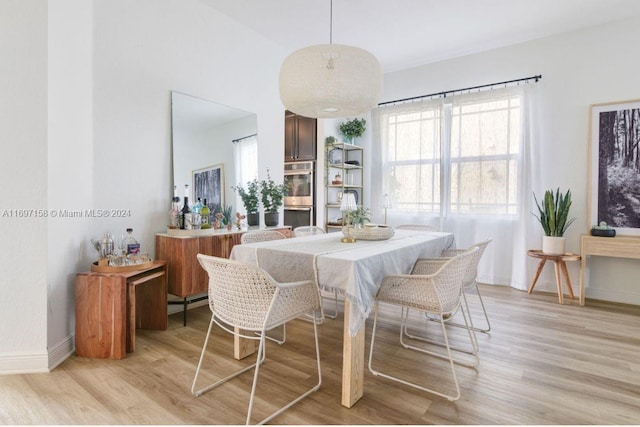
[579,234,640,305]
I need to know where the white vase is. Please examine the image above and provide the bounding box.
[542,236,565,255]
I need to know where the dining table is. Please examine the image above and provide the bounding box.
[229,228,454,407]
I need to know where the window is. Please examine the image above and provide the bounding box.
[234,134,258,185]
[377,88,522,216]
[234,134,258,210]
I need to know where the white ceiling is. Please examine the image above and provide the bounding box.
[202,0,640,72]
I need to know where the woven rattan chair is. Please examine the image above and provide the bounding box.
[293,225,326,237]
[395,224,440,232]
[292,226,340,319]
[240,229,288,343]
[437,239,493,333]
[240,230,287,244]
[193,255,322,425]
[368,247,479,401]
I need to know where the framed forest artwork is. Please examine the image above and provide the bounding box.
[192,163,225,214]
[589,99,640,235]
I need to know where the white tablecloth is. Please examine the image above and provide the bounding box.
[230,229,454,335]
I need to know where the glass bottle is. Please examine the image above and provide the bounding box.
[201,198,211,229]
[121,228,140,255]
[181,184,192,230]
[169,185,180,228]
[192,197,203,230]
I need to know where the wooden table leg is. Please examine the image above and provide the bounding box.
[341,300,364,408]
[234,328,257,360]
[553,261,564,304]
[528,259,547,293]
[560,261,575,299]
[580,253,586,306]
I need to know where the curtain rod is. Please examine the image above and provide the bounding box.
[377,74,542,107]
[232,133,257,143]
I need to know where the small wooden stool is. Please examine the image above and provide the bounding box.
[527,250,581,304]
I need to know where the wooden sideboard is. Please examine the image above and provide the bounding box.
[156,227,291,325]
[75,261,168,359]
[579,234,640,305]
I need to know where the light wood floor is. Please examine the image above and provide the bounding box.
[2,285,640,425]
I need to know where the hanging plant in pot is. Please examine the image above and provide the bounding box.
[532,188,575,255]
[233,179,260,226]
[260,169,289,227]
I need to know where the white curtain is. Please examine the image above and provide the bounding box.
[233,135,258,213]
[371,85,539,289]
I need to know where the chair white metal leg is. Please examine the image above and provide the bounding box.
[423,283,491,336]
[259,324,286,345]
[192,315,266,398]
[192,313,322,425]
[368,304,461,401]
[401,305,479,368]
[322,290,339,319]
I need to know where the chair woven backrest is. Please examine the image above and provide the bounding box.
[241,230,287,244]
[395,224,440,232]
[293,226,326,237]
[442,239,492,287]
[196,254,276,330]
[432,247,479,313]
[462,239,492,287]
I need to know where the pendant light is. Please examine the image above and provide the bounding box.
[278,0,382,119]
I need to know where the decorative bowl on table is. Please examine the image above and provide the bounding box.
[590,228,616,237]
[591,222,616,237]
[342,224,394,241]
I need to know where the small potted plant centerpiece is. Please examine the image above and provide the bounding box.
[348,206,371,228]
[260,169,289,227]
[339,118,366,145]
[532,188,575,254]
[233,179,260,226]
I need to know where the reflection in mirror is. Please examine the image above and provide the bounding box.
[171,91,257,214]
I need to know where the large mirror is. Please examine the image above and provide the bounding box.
[171,91,257,214]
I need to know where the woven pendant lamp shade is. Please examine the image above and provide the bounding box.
[279,43,382,119]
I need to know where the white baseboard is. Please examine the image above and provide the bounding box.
[0,334,75,375]
[0,351,49,375]
[48,334,74,371]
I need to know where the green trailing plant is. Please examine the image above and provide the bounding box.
[233,179,259,214]
[339,118,366,141]
[532,188,575,237]
[260,169,289,213]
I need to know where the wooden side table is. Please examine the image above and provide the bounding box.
[527,250,581,304]
[75,261,168,359]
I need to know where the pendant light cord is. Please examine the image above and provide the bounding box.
[329,0,333,44]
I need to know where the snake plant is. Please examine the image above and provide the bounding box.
[533,188,575,237]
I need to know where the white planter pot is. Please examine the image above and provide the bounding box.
[542,236,566,255]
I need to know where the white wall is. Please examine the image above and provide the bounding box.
[0,0,288,374]
[90,0,287,245]
[47,0,94,371]
[381,15,640,303]
[0,0,49,373]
